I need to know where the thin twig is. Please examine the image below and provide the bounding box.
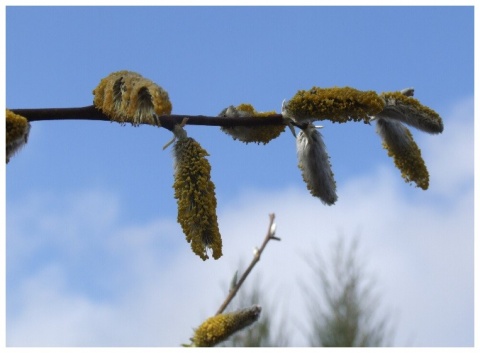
[215,213,280,315]
[9,106,286,131]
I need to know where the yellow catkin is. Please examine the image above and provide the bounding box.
[379,91,444,134]
[377,118,429,190]
[192,306,262,347]
[92,70,172,126]
[173,136,222,260]
[6,110,31,163]
[220,103,285,144]
[284,86,385,124]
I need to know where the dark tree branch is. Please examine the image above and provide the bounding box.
[9,106,286,132]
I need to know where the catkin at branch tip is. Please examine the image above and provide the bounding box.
[173,132,222,260]
[284,86,385,124]
[376,118,429,190]
[296,124,337,205]
[93,70,172,126]
[378,91,444,134]
[6,109,31,163]
[191,305,262,347]
[219,103,285,144]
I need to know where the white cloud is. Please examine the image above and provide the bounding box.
[420,96,474,198]
[6,97,474,347]
[214,163,473,346]
[7,264,117,346]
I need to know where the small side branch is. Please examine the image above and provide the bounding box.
[215,213,280,315]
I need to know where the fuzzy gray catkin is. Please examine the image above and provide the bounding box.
[375,117,411,150]
[296,124,337,205]
[377,91,443,134]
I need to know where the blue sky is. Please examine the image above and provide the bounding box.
[4,5,475,348]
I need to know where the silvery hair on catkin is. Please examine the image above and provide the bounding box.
[296,124,337,205]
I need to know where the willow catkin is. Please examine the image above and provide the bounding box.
[283,86,385,124]
[376,118,429,190]
[6,109,31,163]
[219,104,285,144]
[191,305,262,347]
[172,126,222,260]
[377,91,443,134]
[93,70,172,126]
[296,124,337,205]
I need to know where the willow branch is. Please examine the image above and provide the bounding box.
[9,105,286,131]
[215,213,280,315]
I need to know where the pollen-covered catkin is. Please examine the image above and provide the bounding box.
[219,103,285,144]
[6,110,31,163]
[376,118,429,190]
[93,70,172,126]
[173,130,222,260]
[284,86,385,124]
[192,305,262,347]
[378,91,444,134]
[296,124,337,205]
